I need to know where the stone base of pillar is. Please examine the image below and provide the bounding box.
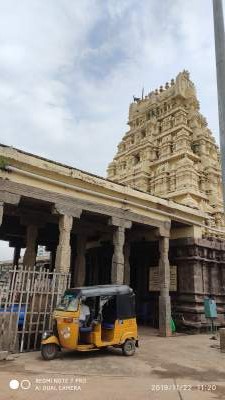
[159,295,172,337]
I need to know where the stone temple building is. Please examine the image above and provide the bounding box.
[106,70,225,328]
[107,70,224,232]
[0,71,225,337]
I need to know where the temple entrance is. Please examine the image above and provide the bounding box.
[130,240,178,328]
[130,241,159,328]
[79,239,166,329]
[85,243,113,286]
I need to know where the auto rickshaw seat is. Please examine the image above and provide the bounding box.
[102,322,114,329]
[79,326,92,333]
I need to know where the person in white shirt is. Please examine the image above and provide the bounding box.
[79,300,90,327]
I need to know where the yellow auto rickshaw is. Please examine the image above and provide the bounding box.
[41,285,138,360]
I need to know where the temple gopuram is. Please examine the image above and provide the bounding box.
[107,71,224,232]
[107,71,225,328]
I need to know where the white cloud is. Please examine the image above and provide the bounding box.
[0,0,224,259]
[0,242,13,262]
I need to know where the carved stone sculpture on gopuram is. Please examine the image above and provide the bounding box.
[107,70,225,232]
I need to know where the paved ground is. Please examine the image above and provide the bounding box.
[0,327,225,400]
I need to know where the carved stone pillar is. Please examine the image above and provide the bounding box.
[13,247,21,267]
[112,226,125,284]
[124,241,131,285]
[55,214,73,273]
[23,225,38,269]
[158,235,172,337]
[0,202,3,226]
[210,263,220,295]
[109,217,132,285]
[74,235,86,286]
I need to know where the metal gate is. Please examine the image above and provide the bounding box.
[0,265,70,352]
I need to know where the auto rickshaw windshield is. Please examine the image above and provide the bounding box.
[56,292,79,312]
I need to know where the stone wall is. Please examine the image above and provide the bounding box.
[0,313,19,351]
[170,238,225,327]
[0,261,11,303]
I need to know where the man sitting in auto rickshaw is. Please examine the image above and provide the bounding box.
[79,297,90,327]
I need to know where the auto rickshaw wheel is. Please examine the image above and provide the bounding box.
[41,344,59,361]
[122,339,135,356]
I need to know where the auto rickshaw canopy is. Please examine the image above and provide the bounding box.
[65,284,133,298]
[61,285,136,320]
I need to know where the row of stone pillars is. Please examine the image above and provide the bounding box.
[0,203,172,336]
[52,215,133,286]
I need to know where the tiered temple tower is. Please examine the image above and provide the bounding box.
[107,71,224,230]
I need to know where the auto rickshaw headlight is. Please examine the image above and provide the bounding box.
[42,331,52,340]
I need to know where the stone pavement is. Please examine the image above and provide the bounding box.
[0,327,224,400]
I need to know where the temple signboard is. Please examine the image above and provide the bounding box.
[149,265,177,292]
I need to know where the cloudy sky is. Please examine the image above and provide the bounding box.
[0,0,223,260]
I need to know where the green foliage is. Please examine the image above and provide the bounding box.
[0,156,7,170]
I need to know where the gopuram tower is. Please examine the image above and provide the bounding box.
[107,71,224,231]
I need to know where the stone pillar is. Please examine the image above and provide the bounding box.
[13,247,21,267]
[74,235,86,286]
[0,202,3,226]
[50,248,56,272]
[124,241,131,285]
[112,226,125,284]
[158,235,172,337]
[109,217,132,285]
[55,214,73,273]
[23,225,38,269]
